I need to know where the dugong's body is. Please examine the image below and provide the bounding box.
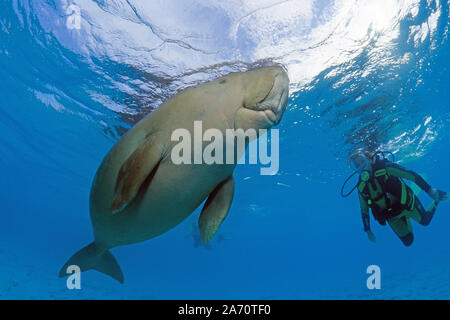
[60,66,289,283]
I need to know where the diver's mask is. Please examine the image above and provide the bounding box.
[348,152,371,173]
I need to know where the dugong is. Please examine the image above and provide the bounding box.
[59,66,289,283]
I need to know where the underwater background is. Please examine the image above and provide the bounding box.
[0,0,449,299]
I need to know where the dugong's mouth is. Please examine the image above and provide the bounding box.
[262,109,278,124]
[245,81,289,126]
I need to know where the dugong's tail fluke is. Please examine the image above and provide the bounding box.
[58,243,124,284]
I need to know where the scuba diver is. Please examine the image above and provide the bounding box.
[185,221,233,250]
[342,151,449,246]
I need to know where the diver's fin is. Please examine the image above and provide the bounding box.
[58,243,124,284]
[439,190,449,202]
[199,175,235,244]
[110,138,162,214]
[408,173,428,197]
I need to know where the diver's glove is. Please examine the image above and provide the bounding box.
[366,230,376,243]
[428,188,449,202]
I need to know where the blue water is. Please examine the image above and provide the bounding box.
[1,0,449,299]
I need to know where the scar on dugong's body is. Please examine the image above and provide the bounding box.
[59,66,290,283]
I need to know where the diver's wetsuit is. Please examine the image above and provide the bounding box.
[358,159,437,246]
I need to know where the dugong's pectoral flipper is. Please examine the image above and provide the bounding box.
[198,175,235,243]
[110,138,163,214]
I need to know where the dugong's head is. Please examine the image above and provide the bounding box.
[235,66,289,130]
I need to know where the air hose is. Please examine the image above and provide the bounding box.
[340,170,360,198]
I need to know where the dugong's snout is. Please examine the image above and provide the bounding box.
[243,67,290,126]
[267,69,289,125]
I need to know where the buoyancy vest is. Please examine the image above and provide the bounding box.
[357,159,414,225]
